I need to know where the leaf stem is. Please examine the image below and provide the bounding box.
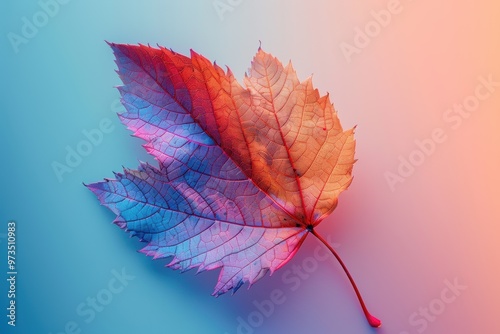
[310,228,381,328]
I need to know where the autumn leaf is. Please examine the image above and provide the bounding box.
[86,43,380,327]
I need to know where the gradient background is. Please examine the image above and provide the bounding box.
[1,0,500,333]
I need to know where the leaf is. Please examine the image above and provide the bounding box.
[86,43,379,327]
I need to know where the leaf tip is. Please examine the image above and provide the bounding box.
[189,48,198,58]
[233,280,244,294]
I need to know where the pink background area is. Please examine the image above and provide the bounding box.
[216,1,500,333]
